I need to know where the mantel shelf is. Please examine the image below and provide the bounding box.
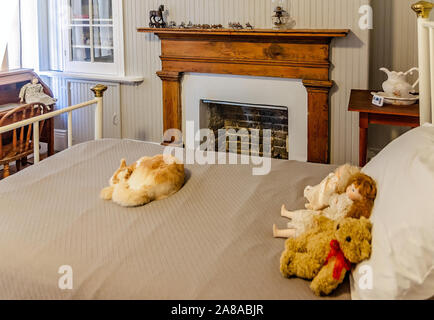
[137,28,350,39]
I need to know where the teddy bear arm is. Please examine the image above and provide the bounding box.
[280,238,312,278]
[305,237,331,260]
[310,258,347,296]
[283,232,309,251]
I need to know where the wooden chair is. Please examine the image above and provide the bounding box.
[0,103,49,179]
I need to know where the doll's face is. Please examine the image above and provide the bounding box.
[346,183,362,201]
[32,78,39,84]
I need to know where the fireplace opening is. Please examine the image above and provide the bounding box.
[200,100,289,159]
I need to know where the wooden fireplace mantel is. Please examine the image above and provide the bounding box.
[137,28,349,163]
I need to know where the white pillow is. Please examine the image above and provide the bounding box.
[350,123,434,300]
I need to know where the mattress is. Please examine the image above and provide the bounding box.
[0,139,350,300]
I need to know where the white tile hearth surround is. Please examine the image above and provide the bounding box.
[182,73,308,162]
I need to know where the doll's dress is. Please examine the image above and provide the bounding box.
[19,83,57,106]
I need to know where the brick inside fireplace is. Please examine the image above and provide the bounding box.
[201,100,289,159]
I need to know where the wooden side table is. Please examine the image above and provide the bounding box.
[348,90,420,167]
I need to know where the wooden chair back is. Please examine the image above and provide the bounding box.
[0,103,49,161]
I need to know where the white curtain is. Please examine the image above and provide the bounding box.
[0,1,21,70]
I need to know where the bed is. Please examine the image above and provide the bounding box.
[0,138,353,299]
[0,1,432,301]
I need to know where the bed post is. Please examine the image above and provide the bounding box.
[412,1,434,124]
[91,84,108,140]
[33,121,40,164]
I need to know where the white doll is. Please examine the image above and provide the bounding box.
[273,172,377,239]
[19,77,57,106]
[303,164,360,210]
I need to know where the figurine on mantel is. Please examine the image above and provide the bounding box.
[229,22,244,30]
[271,0,296,30]
[19,78,57,107]
[149,5,166,28]
[245,22,254,30]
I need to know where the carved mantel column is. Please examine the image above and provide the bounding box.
[157,71,183,143]
[303,80,333,163]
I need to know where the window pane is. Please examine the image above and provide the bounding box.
[93,26,113,63]
[71,26,91,61]
[70,0,90,20]
[69,0,115,65]
[92,0,113,22]
[93,48,114,63]
[93,26,113,47]
[71,26,91,46]
[72,47,91,62]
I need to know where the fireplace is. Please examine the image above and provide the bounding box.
[201,100,289,159]
[138,28,349,163]
[182,73,308,162]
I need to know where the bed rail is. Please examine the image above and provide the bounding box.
[412,1,434,124]
[0,84,107,164]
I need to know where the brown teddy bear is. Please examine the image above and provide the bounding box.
[280,215,372,296]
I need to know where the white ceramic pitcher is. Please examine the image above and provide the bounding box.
[380,67,419,98]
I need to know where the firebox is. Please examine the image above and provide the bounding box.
[200,100,289,159]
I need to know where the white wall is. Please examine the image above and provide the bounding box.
[370,0,420,89]
[121,0,371,165]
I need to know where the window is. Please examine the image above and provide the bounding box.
[63,0,124,76]
[0,0,46,72]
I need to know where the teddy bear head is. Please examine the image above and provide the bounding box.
[334,217,372,264]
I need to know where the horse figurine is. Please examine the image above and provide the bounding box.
[149,5,166,28]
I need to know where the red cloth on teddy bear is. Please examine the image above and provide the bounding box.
[324,240,352,280]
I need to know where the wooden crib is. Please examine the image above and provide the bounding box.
[0,84,107,168]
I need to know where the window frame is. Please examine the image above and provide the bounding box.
[61,0,125,77]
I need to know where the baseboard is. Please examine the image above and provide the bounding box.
[54,129,68,152]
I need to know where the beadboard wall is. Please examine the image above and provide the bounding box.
[121,0,371,165]
[368,0,422,152]
[370,0,420,89]
[46,0,371,164]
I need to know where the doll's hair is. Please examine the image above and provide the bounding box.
[349,173,377,201]
[345,173,377,219]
